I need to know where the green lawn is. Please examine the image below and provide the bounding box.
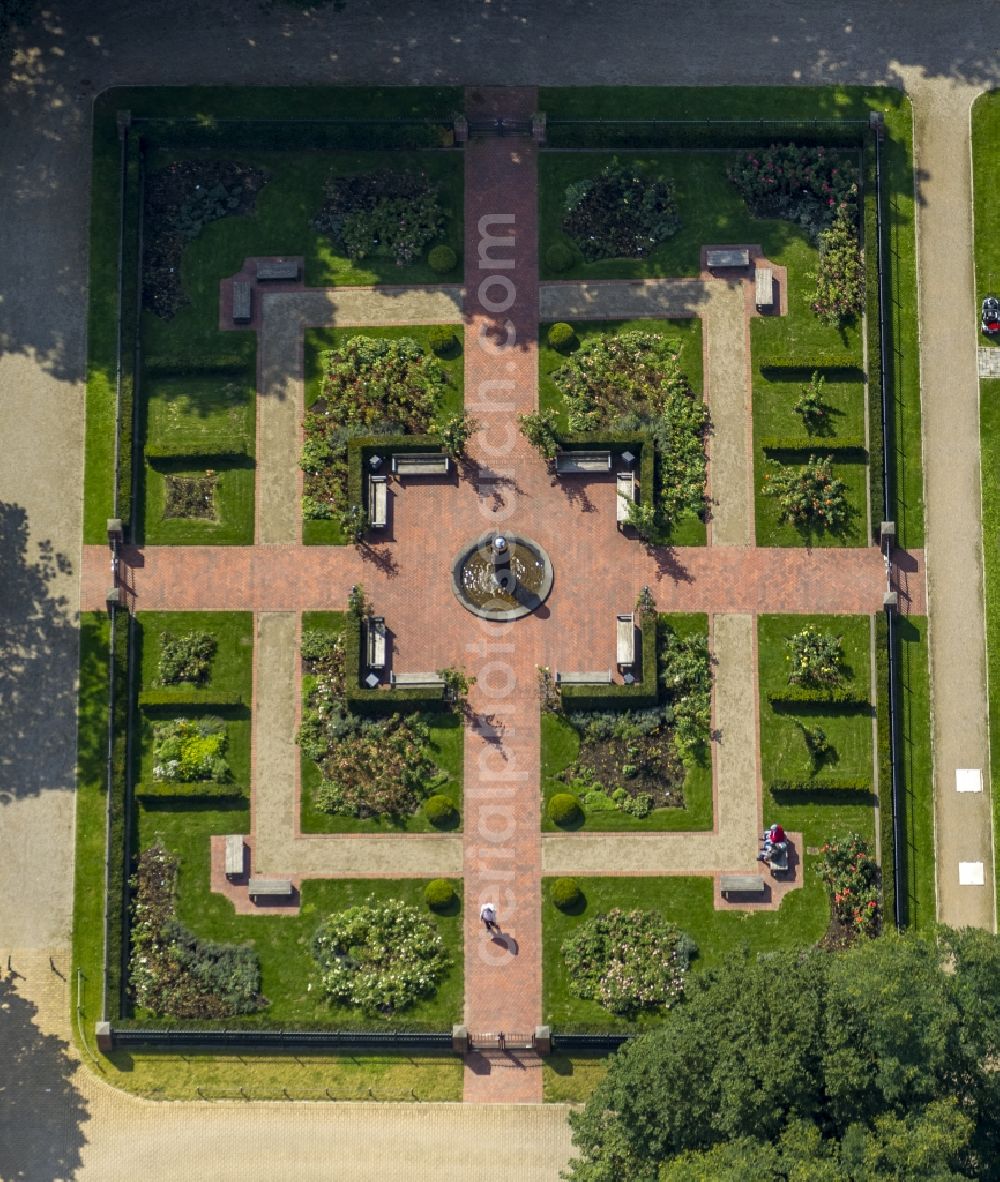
[538,317,706,546]
[895,616,936,931]
[299,612,463,833]
[541,614,713,832]
[301,323,465,545]
[542,874,829,1032]
[752,372,869,548]
[974,95,1000,917]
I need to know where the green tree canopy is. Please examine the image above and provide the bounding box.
[566,933,995,1181]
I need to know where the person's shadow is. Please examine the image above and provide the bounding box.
[492,932,519,956]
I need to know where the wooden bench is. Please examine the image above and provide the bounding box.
[554,450,612,475]
[390,671,445,689]
[392,454,450,476]
[720,874,766,897]
[706,248,750,269]
[224,835,244,878]
[248,878,294,899]
[368,474,387,528]
[616,471,636,525]
[256,260,299,281]
[366,616,387,670]
[755,265,774,311]
[556,670,613,685]
[232,280,252,324]
[616,613,636,668]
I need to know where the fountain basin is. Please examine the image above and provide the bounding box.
[451,533,554,621]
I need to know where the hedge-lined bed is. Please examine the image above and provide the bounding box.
[541,613,713,833]
[538,317,706,546]
[757,614,876,849]
[752,368,869,549]
[298,612,463,833]
[135,612,254,799]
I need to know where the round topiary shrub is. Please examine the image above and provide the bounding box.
[549,792,583,827]
[551,877,582,911]
[428,244,458,274]
[424,878,456,911]
[424,793,457,826]
[428,325,457,356]
[545,242,575,273]
[547,322,577,352]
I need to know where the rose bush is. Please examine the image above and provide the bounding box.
[313,170,444,267]
[763,454,850,531]
[818,833,881,938]
[312,897,449,1013]
[786,625,845,689]
[562,908,696,1016]
[562,159,680,261]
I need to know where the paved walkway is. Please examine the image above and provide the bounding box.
[255,284,464,544]
[912,83,996,930]
[84,542,926,616]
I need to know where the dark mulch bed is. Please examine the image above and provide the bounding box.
[143,159,269,318]
[561,729,685,809]
[164,474,217,520]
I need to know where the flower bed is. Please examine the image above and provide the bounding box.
[763,454,850,532]
[298,627,446,821]
[152,717,231,783]
[143,160,269,319]
[163,473,218,520]
[130,845,264,1018]
[549,331,708,530]
[301,336,449,524]
[312,170,444,266]
[818,833,881,939]
[786,624,846,689]
[562,158,680,261]
[158,630,217,685]
[312,897,449,1013]
[561,908,696,1016]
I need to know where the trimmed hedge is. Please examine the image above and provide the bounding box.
[140,118,447,153]
[551,877,583,910]
[875,610,896,925]
[557,432,656,516]
[135,781,246,800]
[759,356,863,375]
[767,688,870,707]
[769,777,872,792]
[143,355,251,377]
[138,689,243,709]
[341,607,447,711]
[345,435,442,521]
[144,441,251,462]
[116,134,143,534]
[106,607,132,1022]
[424,794,457,826]
[544,120,866,151]
[760,437,866,456]
[424,878,455,910]
[427,244,457,274]
[864,141,887,539]
[560,612,659,711]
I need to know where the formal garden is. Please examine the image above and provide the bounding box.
[72,85,940,1112]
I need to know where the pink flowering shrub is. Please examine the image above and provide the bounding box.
[763,454,850,532]
[561,908,696,1016]
[809,204,866,325]
[818,833,881,938]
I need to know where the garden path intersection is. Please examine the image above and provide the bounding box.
[75,85,930,1106]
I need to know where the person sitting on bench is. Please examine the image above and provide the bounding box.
[757,822,787,863]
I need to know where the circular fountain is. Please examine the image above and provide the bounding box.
[451,532,554,621]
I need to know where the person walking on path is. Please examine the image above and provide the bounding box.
[480,902,499,934]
